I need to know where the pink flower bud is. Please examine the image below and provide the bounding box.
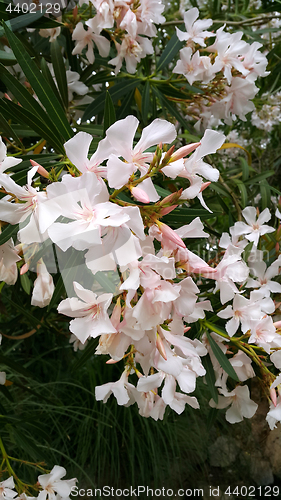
[20,263,29,275]
[171,142,201,162]
[156,221,186,249]
[4,93,12,101]
[184,326,191,333]
[156,332,167,361]
[106,358,119,364]
[270,387,277,407]
[30,160,49,179]
[131,186,150,204]
[273,320,281,329]
[200,181,211,192]
[160,204,178,216]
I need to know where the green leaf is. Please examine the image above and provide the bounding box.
[141,81,150,125]
[71,338,99,371]
[260,180,271,210]
[103,91,116,136]
[152,86,193,132]
[85,71,115,86]
[116,88,135,120]
[163,206,222,228]
[240,157,249,181]
[4,23,73,142]
[51,40,69,109]
[0,113,22,147]
[83,79,140,121]
[20,273,31,295]
[0,49,17,66]
[156,29,184,72]
[244,170,275,185]
[41,57,65,109]
[202,355,219,404]
[232,178,248,208]
[0,9,46,37]
[0,223,19,245]
[0,353,32,378]
[0,99,65,154]
[4,296,41,330]
[0,385,14,402]
[206,331,239,382]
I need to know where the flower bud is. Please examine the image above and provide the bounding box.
[130,186,150,204]
[170,142,200,162]
[30,160,49,179]
[156,221,186,249]
[156,332,167,361]
[270,387,277,407]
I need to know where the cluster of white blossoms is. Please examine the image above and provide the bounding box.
[0,116,281,426]
[70,0,165,72]
[0,466,76,500]
[251,92,281,133]
[173,8,269,128]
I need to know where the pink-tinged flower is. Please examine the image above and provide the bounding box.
[109,34,153,75]
[234,207,275,247]
[0,136,22,173]
[58,281,116,344]
[218,294,261,337]
[38,466,77,500]
[210,385,258,423]
[241,42,269,81]
[266,397,281,429]
[246,251,281,296]
[64,132,114,177]
[0,169,61,244]
[66,70,88,101]
[173,48,215,85]
[136,0,165,37]
[72,22,110,64]
[95,369,134,405]
[0,477,17,500]
[176,7,213,47]
[39,26,61,42]
[0,238,20,285]
[202,251,249,304]
[85,0,115,32]
[47,172,130,252]
[212,31,249,84]
[106,115,176,190]
[31,260,54,308]
[210,77,258,125]
[248,316,279,354]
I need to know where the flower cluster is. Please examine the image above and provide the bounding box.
[0,466,76,500]
[69,0,165,72]
[0,115,281,427]
[251,92,281,133]
[173,8,269,128]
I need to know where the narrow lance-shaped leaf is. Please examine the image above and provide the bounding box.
[156,28,184,72]
[0,99,65,154]
[103,91,116,136]
[141,81,150,125]
[202,354,219,404]
[0,113,23,147]
[4,23,73,141]
[83,79,140,121]
[51,39,69,109]
[0,224,19,246]
[0,9,46,37]
[206,331,239,382]
[41,57,65,110]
